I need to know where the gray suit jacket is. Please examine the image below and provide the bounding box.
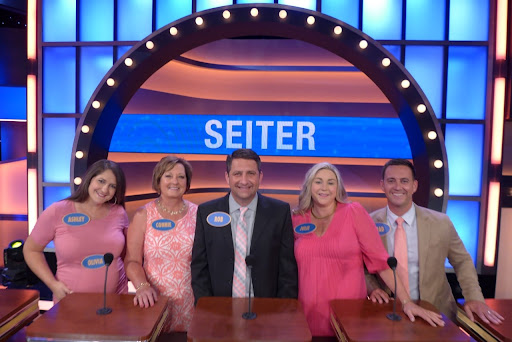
[368,204,484,320]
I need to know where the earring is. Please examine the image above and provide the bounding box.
[113,196,118,205]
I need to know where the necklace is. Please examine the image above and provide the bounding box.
[311,204,336,220]
[157,199,186,215]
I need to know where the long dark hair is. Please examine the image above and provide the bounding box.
[66,159,126,207]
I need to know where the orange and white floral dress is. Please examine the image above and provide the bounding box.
[143,199,197,332]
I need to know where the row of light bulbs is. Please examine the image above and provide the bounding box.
[75,6,446,197]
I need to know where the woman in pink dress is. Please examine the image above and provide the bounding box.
[125,156,197,332]
[292,162,444,337]
[23,159,129,302]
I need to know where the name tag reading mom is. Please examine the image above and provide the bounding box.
[82,254,106,269]
[376,223,390,236]
[294,223,316,234]
[152,219,176,231]
[63,213,90,226]
[207,212,231,227]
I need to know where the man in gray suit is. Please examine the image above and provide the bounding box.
[367,159,503,324]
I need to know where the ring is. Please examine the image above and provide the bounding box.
[488,310,491,314]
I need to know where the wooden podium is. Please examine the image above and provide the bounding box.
[330,299,470,342]
[0,289,39,340]
[457,299,512,342]
[187,297,312,341]
[26,293,168,341]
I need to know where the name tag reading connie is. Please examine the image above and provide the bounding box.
[152,219,176,231]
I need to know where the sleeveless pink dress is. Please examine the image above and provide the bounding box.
[143,200,197,332]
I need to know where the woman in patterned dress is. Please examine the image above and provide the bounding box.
[125,156,197,332]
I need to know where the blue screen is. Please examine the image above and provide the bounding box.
[362,0,402,40]
[43,118,76,183]
[0,87,26,120]
[445,124,483,196]
[406,0,445,40]
[445,200,480,267]
[80,0,114,41]
[43,47,76,113]
[322,0,359,28]
[43,0,76,42]
[110,114,411,158]
[156,0,192,29]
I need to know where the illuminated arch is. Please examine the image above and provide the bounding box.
[71,4,448,211]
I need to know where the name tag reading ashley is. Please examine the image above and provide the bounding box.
[294,223,316,234]
[63,213,90,226]
[207,212,231,227]
[151,219,176,231]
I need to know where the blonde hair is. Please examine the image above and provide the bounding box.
[294,162,348,215]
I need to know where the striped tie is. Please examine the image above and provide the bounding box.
[232,207,248,298]
[394,217,410,296]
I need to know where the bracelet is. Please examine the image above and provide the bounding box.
[135,282,150,291]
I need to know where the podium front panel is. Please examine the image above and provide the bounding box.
[0,289,40,340]
[187,297,312,341]
[26,293,167,341]
[457,299,512,342]
[330,299,470,342]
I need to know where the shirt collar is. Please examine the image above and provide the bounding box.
[229,193,258,214]
[386,204,416,226]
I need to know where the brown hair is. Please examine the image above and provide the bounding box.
[67,159,126,207]
[152,156,193,194]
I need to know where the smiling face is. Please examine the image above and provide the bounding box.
[311,169,338,208]
[159,163,187,200]
[225,158,262,206]
[87,169,117,205]
[381,165,418,216]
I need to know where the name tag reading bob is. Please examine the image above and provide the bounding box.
[207,212,231,227]
[376,223,390,236]
[63,213,90,226]
[152,219,176,231]
[82,254,106,269]
[294,223,316,234]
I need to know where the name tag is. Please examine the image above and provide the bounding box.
[294,223,316,234]
[207,212,231,227]
[151,219,176,231]
[376,223,390,236]
[82,254,106,269]
[63,213,90,226]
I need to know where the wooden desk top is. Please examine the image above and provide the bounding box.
[330,299,470,342]
[187,297,312,341]
[26,293,167,342]
[0,289,40,340]
[457,299,512,342]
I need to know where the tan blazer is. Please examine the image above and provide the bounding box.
[368,204,484,320]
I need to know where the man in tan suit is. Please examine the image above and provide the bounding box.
[367,159,503,324]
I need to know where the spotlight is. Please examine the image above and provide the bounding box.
[2,240,27,287]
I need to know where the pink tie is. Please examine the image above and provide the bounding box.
[233,207,248,298]
[394,217,410,296]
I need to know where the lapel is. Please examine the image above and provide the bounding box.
[218,194,234,255]
[373,208,389,251]
[414,204,431,288]
[250,193,268,252]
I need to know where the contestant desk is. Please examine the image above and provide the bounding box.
[26,293,167,342]
[0,289,39,340]
[330,299,470,342]
[187,297,312,341]
[457,299,512,342]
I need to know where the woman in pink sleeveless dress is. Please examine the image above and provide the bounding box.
[125,156,197,332]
